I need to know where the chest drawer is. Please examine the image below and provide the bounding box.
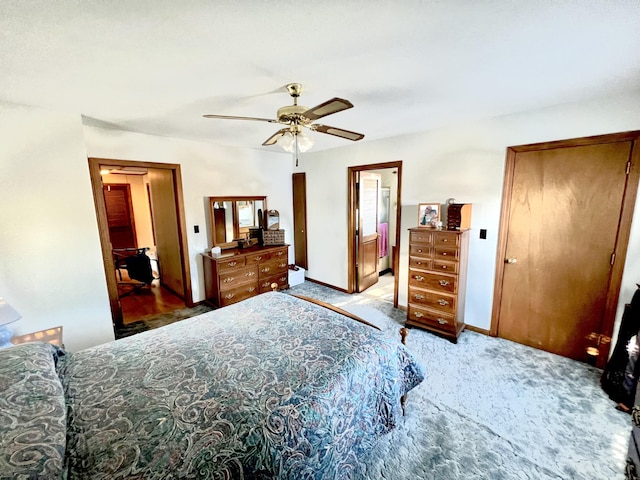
[217,256,246,272]
[433,232,460,247]
[219,265,258,290]
[409,256,432,270]
[409,270,457,293]
[408,304,457,334]
[433,260,458,274]
[410,244,432,257]
[259,272,289,292]
[434,246,459,262]
[271,248,288,260]
[410,230,433,245]
[408,287,456,314]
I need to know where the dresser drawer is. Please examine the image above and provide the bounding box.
[259,272,289,292]
[410,244,432,257]
[258,258,288,278]
[220,282,259,306]
[271,248,288,260]
[245,252,270,264]
[409,256,432,270]
[409,270,457,293]
[433,232,460,247]
[433,260,458,274]
[434,246,459,261]
[408,304,457,334]
[219,265,258,291]
[407,287,456,314]
[410,230,433,245]
[217,256,246,272]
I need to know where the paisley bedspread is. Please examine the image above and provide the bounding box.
[2,292,424,479]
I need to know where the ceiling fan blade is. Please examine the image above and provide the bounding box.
[262,128,289,146]
[203,114,278,123]
[312,124,365,141]
[302,98,353,121]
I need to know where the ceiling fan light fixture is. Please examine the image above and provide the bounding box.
[296,130,314,152]
[276,131,295,152]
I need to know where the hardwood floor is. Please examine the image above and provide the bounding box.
[117,273,186,325]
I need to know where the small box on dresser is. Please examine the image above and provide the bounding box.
[406,228,470,342]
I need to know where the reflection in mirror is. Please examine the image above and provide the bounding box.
[209,196,266,247]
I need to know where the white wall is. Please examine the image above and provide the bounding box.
[0,103,114,351]
[298,91,640,342]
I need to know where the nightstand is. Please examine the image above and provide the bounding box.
[11,326,63,348]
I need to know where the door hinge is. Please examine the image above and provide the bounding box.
[610,252,616,266]
[627,161,632,175]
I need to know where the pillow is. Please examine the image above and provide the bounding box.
[0,342,67,479]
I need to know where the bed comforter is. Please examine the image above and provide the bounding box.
[0,292,424,479]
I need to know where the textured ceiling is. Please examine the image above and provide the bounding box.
[2,1,639,152]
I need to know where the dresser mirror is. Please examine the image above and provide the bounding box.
[209,196,267,247]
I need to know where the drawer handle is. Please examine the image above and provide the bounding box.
[276,251,284,256]
[255,256,262,261]
[228,261,238,267]
[279,263,287,268]
[443,239,448,242]
[224,293,235,299]
[223,277,235,283]
[246,272,256,277]
[440,265,448,270]
[262,282,270,288]
[437,318,448,325]
[279,276,287,281]
[415,312,424,318]
[416,261,423,265]
[414,294,425,300]
[417,249,423,253]
[442,252,448,256]
[438,299,450,306]
[248,287,256,293]
[262,267,270,273]
[439,280,450,286]
[414,275,424,281]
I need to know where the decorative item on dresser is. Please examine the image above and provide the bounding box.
[202,244,289,307]
[406,228,470,342]
[446,203,472,230]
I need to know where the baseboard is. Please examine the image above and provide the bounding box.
[464,324,491,336]
[304,277,349,294]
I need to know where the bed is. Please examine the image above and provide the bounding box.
[0,291,424,479]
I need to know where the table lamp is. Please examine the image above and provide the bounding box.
[0,298,21,348]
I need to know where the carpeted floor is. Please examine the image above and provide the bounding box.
[289,281,631,480]
[112,280,632,479]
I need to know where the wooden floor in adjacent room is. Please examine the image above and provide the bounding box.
[117,274,186,325]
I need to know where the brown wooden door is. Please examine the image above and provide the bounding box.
[357,172,381,292]
[103,184,137,249]
[148,169,184,298]
[496,140,633,362]
[292,173,308,269]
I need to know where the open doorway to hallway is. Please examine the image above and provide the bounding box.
[88,158,193,332]
[347,161,402,307]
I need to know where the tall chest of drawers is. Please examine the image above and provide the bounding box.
[407,228,469,342]
[202,245,289,308]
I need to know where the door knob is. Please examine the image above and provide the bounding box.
[505,258,517,264]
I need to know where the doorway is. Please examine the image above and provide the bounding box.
[88,158,193,329]
[347,161,402,307]
[491,131,640,367]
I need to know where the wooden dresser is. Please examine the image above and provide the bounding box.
[406,228,469,342]
[202,245,289,308]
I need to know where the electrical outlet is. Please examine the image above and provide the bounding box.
[480,229,487,239]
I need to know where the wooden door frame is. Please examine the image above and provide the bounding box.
[347,161,403,306]
[88,158,193,328]
[490,131,640,367]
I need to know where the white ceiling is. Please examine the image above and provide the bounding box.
[2,1,639,153]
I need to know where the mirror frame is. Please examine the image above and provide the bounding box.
[209,196,267,247]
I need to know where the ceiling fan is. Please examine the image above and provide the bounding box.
[203,83,364,160]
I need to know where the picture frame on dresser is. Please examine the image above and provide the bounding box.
[418,203,440,227]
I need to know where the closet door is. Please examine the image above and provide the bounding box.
[493,133,640,365]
